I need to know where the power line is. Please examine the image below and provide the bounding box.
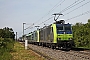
[60,0,80,13]
[63,0,90,16]
[24,23,34,30]
[48,0,65,14]
[66,10,90,21]
[34,0,66,24]
[60,0,85,13]
[38,16,54,25]
[36,0,66,26]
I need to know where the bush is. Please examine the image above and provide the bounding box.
[0,38,15,60]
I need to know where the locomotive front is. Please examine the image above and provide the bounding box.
[57,24,74,48]
[52,20,75,49]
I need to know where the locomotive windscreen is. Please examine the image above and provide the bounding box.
[56,24,63,31]
[64,24,71,31]
[56,24,72,34]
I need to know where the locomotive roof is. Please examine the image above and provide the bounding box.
[53,20,65,24]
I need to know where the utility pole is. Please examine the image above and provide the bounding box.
[16,32,17,41]
[23,23,26,41]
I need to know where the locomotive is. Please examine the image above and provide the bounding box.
[26,20,75,49]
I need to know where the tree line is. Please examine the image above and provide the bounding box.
[72,19,90,48]
[0,27,15,39]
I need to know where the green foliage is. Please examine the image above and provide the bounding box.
[0,27,15,39]
[72,19,90,49]
[0,38,15,60]
[0,27,15,60]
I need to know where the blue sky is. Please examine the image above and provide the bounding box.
[0,0,90,37]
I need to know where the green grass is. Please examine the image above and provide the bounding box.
[11,42,45,60]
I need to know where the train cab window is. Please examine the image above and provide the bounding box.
[56,24,63,31]
[64,25,71,31]
[57,26,63,31]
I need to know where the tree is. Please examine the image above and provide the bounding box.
[0,27,15,39]
[72,20,90,48]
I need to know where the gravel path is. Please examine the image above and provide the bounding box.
[27,44,90,60]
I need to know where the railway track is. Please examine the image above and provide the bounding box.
[56,50,90,60]
[20,42,90,60]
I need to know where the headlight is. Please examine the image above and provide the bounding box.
[58,38,61,40]
[69,38,72,40]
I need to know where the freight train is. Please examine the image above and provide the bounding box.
[25,20,75,49]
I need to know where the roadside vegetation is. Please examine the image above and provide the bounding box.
[72,19,90,49]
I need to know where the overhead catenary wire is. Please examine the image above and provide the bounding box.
[47,0,65,14]
[35,0,66,26]
[60,0,80,13]
[24,23,34,30]
[34,0,66,24]
[66,10,90,21]
[60,0,85,13]
[24,16,53,30]
[38,16,54,25]
[63,0,90,16]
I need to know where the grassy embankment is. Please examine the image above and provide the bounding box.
[11,42,45,60]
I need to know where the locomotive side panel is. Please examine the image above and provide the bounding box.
[39,25,54,43]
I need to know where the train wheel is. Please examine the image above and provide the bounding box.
[51,45,56,49]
